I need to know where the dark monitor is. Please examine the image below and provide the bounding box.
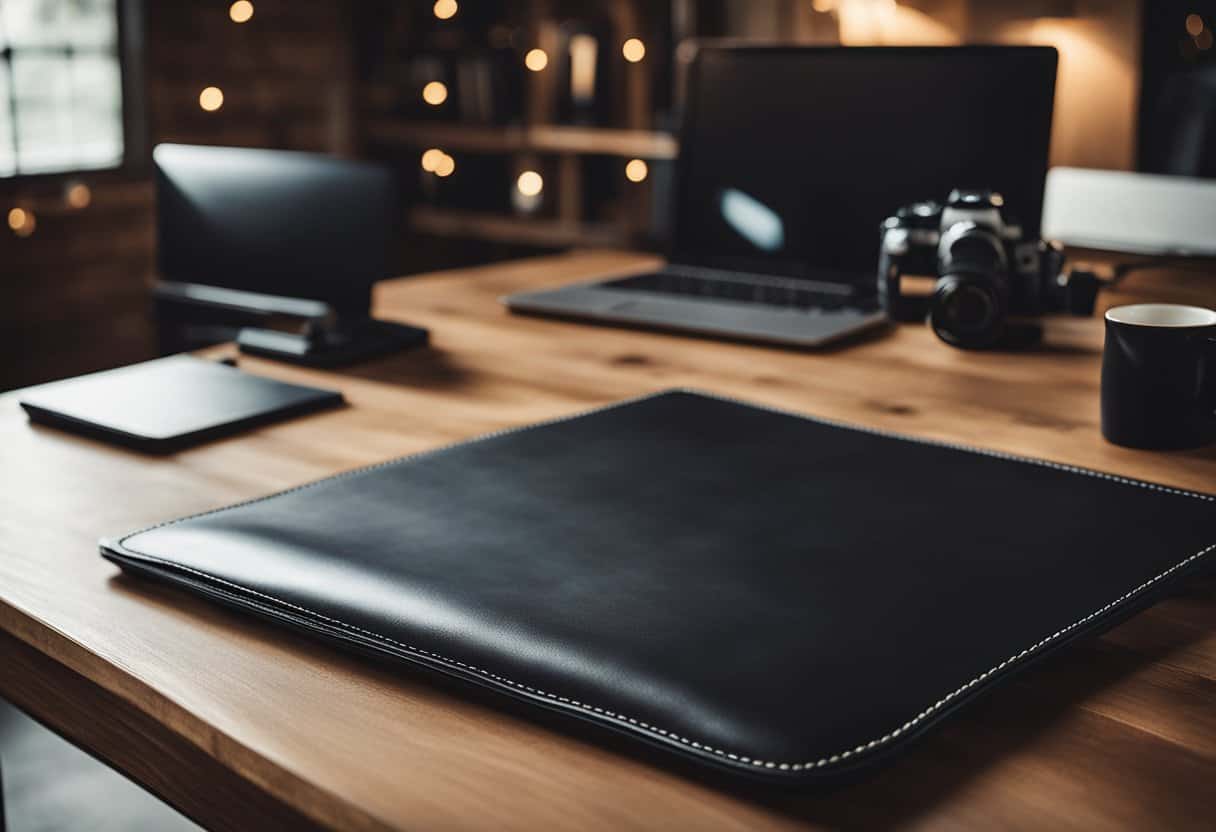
[153,143,397,319]
[152,144,427,366]
[674,46,1058,280]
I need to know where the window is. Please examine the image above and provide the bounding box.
[0,0,125,177]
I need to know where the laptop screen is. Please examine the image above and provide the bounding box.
[673,47,1058,281]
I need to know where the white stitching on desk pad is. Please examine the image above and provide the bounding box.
[115,388,1216,774]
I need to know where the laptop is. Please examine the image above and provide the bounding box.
[505,46,1058,347]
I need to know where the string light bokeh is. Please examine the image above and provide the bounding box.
[199,86,224,112]
[229,1,253,24]
[8,207,35,237]
[65,183,92,209]
[525,48,549,71]
[422,81,448,106]
[516,171,544,197]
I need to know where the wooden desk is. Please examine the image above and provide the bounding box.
[2,251,1214,830]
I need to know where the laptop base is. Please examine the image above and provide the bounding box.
[504,278,887,349]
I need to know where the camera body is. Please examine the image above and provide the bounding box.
[878,189,1097,348]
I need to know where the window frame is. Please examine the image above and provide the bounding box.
[0,0,148,186]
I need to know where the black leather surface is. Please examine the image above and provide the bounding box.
[101,391,1216,783]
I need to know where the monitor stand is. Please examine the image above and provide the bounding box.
[236,318,429,367]
[154,281,429,367]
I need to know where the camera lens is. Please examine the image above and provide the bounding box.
[939,223,1005,276]
[942,283,995,329]
[930,275,1004,348]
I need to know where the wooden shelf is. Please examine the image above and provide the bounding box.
[409,207,634,248]
[367,122,679,160]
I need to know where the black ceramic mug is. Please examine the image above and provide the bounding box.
[1101,304,1216,450]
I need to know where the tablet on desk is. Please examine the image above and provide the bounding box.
[19,355,344,453]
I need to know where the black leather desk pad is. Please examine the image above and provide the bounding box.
[102,391,1216,784]
[21,355,343,453]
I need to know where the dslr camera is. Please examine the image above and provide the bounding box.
[878,189,1098,349]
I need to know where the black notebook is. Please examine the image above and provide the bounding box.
[21,355,343,453]
[101,391,1215,784]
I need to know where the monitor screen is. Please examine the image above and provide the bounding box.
[674,47,1058,280]
[154,144,396,317]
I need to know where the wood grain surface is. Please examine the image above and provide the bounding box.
[2,251,1214,830]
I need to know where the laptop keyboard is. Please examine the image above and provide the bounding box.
[603,266,876,312]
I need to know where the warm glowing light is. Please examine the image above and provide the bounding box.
[422,81,448,106]
[516,170,543,197]
[422,148,454,177]
[199,86,224,111]
[229,1,253,23]
[433,153,455,177]
[624,158,648,182]
[66,183,92,209]
[812,0,837,11]
[421,148,445,172]
[1198,27,1214,50]
[433,0,458,20]
[569,35,598,102]
[622,38,646,63]
[1185,13,1205,37]
[524,48,549,71]
[8,207,34,237]
[833,0,904,44]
